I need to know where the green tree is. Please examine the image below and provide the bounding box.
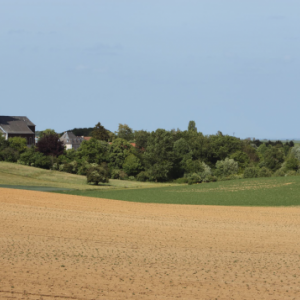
[87,163,110,185]
[109,138,135,169]
[76,138,109,164]
[122,154,143,176]
[0,135,9,151]
[134,130,150,151]
[188,120,197,132]
[91,122,109,141]
[8,137,27,153]
[117,124,134,141]
[264,147,285,171]
[143,129,176,181]
[230,151,249,170]
[40,129,57,137]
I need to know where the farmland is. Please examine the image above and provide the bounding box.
[1,188,300,299]
[1,162,300,299]
[58,175,300,206]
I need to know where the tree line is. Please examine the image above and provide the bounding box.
[0,121,299,185]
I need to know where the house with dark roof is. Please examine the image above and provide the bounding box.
[59,132,84,150]
[0,116,36,146]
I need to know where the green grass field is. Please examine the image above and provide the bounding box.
[0,162,168,191]
[1,161,300,206]
[56,176,300,206]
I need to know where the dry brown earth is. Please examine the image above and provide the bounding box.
[1,188,300,300]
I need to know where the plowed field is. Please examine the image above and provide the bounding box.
[1,188,300,299]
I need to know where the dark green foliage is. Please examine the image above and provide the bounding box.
[34,153,52,169]
[264,147,285,171]
[86,163,110,185]
[244,167,259,178]
[0,135,9,152]
[185,159,204,174]
[134,130,150,151]
[64,127,94,137]
[205,133,242,165]
[0,147,19,162]
[144,129,176,181]
[40,129,57,137]
[230,151,250,170]
[258,167,272,177]
[136,171,149,182]
[91,122,109,141]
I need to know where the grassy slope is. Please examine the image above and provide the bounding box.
[0,162,167,190]
[57,176,300,206]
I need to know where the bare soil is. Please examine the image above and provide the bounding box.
[1,188,300,299]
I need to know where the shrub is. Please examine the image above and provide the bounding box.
[258,167,272,177]
[215,158,238,177]
[119,170,128,180]
[0,147,19,162]
[136,171,149,182]
[285,156,299,171]
[187,173,202,185]
[34,153,52,169]
[111,169,121,179]
[244,167,259,178]
[77,161,91,175]
[291,146,300,161]
[286,170,297,176]
[273,168,286,177]
[199,162,212,181]
[174,177,188,184]
[122,154,143,176]
[206,175,217,182]
[87,163,110,185]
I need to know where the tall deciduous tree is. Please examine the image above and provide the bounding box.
[134,130,150,151]
[144,129,176,181]
[91,122,109,141]
[117,124,134,141]
[188,120,197,132]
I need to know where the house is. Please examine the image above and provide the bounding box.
[59,132,84,150]
[0,116,36,146]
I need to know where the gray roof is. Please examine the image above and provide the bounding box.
[0,116,35,134]
[60,132,83,144]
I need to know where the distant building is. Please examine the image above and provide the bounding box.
[0,116,35,146]
[59,132,84,150]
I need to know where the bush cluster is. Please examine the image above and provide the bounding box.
[1,123,300,185]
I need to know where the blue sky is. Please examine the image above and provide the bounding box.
[1,0,299,139]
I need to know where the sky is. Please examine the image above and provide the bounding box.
[1,0,300,139]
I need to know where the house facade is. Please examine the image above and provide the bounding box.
[59,132,84,150]
[0,116,36,146]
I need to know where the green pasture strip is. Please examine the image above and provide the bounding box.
[55,176,300,206]
[0,185,72,192]
[0,162,167,190]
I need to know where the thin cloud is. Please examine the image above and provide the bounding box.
[83,43,123,56]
